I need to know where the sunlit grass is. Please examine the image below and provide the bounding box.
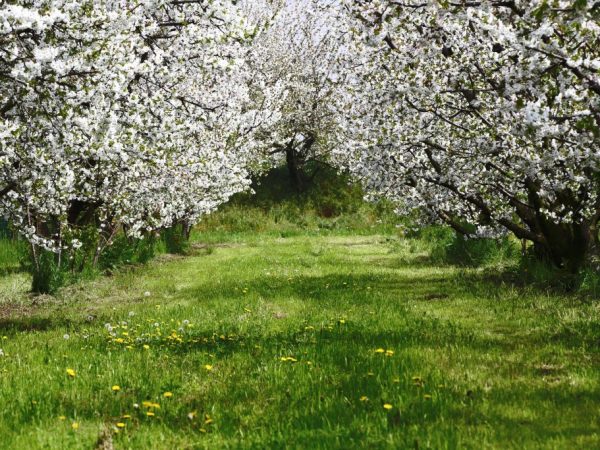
[0,233,598,449]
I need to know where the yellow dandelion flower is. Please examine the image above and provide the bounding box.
[71,422,79,430]
[374,348,385,354]
[122,414,131,419]
[204,414,213,425]
[142,401,154,408]
[116,422,126,428]
[59,416,66,420]
[385,349,394,356]
[112,385,121,392]
[383,403,393,410]
[204,364,213,371]
[280,356,297,362]
[66,368,76,378]
[143,344,150,350]
[424,394,432,400]
[199,428,207,433]
[163,391,173,398]
[146,411,155,417]
[359,396,369,402]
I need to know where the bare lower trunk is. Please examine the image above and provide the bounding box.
[532,220,599,272]
[285,146,304,192]
[181,220,192,241]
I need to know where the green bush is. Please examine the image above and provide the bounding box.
[30,250,65,295]
[98,233,157,270]
[162,224,190,255]
[445,235,519,267]
[579,269,600,298]
[413,226,519,267]
[23,229,160,294]
[511,252,600,297]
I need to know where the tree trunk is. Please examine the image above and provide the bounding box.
[285,145,304,192]
[181,220,192,241]
[532,220,599,273]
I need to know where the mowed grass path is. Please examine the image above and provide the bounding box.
[0,234,598,449]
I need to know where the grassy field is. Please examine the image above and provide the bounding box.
[0,232,598,449]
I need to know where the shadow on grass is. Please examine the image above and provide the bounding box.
[0,316,75,333]
[1,256,597,351]
[0,266,27,277]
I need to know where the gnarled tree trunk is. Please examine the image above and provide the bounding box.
[285,145,304,192]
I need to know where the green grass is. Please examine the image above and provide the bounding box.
[0,239,25,276]
[0,233,598,449]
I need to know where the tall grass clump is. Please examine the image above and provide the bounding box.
[0,238,27,275]
[162,223,191,255]
[510,249,600,297]
[22,228,161,295]
[412,226,520,268]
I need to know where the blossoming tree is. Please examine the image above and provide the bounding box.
[1,1,263,276]
[244,0,350,191]
[341,0,600,270]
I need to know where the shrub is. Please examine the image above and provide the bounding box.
[30,250,65,295]
[162,224,190,254]
[24,229,160,294]
[414,226,519,267]
[444,235,519,267]
[513,252,600,297]
[579,269,600,298]
[98,233,157,270]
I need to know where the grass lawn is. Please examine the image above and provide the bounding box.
[0,233,598,449]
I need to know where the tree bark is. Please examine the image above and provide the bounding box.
[529,220,599,272]
[285,145,304,192]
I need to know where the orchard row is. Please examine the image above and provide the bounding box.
[1,0,599,274]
